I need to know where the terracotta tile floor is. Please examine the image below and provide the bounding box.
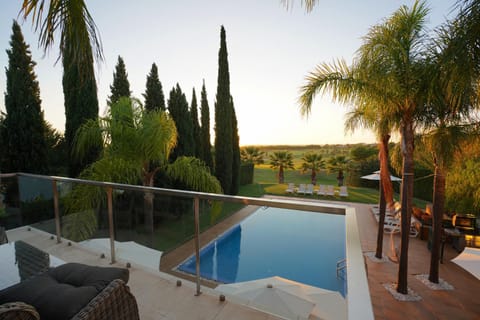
[351,201,480,320]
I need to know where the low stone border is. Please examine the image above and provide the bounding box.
[415,274,454,290]
[383,283,422,301]
[364,251,389,263]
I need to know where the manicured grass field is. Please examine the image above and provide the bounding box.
[240,165,429,208]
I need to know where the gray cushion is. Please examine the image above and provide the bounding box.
[0,263,129,320]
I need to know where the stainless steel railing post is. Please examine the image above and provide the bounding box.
[52,180,62,243]
[106,187,116,264]
[194,196,201,296]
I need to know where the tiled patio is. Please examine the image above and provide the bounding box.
[353,201,480,320]
[4,197,480,319]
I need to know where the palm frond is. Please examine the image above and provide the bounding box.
[281,0,319,12]
[72,118,104,160]
[140,111,177,165]
[166,157,222,194]
[299,59,358,117]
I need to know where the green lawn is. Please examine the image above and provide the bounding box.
[240,166,429,208]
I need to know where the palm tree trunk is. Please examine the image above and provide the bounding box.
[376,135,393,259]
[429,164,445,283]
[279,166,284,184]
[311,169,317,185]
[143,171,155,238]
[397,122,414,295]
[337,169,344,186]
[379,135,394,206]
[375,179,386,259]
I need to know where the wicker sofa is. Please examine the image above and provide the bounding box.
[0,263,139,320]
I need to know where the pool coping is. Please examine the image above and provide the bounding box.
[345,205,374,320]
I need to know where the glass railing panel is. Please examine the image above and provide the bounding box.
[149,193,196,252]
[17,175,56,233]
[199,199,246,232]
[99,187,197,253]
[58,180,106,244]
[0,175,21,230]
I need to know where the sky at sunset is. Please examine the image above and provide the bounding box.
[0,0,457,146]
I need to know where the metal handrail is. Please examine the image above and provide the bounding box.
[1,173,345,215]
[0,172,347,296]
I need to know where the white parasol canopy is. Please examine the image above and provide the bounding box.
[361,170,402,182]
[216,276,347,320]
[452,247,480,280]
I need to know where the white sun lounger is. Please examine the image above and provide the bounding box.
[339,186,348,197]
[317,184,326,196]
[298,184,306,194]
[285,183,295,194]
[305,184,314,195]
[325,185,335,196]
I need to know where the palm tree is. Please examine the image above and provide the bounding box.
[269,151,294,184]
[326,156,349,186]
[240,147,265,166]
[346,105,396,259]
[300,152,324,185]
[299,1,431,294]
[67,97,221,240]
[20,0,104,177]
[421,16,480,283]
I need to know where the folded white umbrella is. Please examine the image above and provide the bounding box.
[216,276,346,320]
[452,247,480,280]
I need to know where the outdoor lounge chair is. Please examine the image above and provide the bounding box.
[384,217,401,234]
[339,186,348,197]
[305,184,314,195]
[297,184,306,195]
[325,185,335,196]
[285,183,295,194]
[383,215,419,237]
[317,185,326,196]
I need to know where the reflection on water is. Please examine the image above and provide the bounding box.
[179,225,241,283]
[15,241,50,280]
[216,225,241,282]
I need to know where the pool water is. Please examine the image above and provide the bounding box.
[178,207,346,295]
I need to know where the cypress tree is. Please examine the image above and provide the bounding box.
[168,84,194,160]
[200,80,214,171]
[214,25,233,194]
[143,63,165,112]
[108,56,131,105]
[190,88,201,158]
[2,21,47,174]
[231,96,240,194]
[63,33,101,177]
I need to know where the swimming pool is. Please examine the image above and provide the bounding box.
[177,207,346,295]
